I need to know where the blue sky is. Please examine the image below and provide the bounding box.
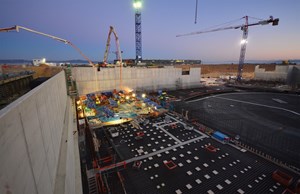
[1,0,300,63]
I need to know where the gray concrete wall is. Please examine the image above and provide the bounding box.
[254,65,289,81]
[254,65,300,88]
[287,65,300,87]
[0,71,80,194]
[72,66,201,95]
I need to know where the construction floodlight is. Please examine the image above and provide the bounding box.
[240,39,248,44]
[133,0,142,9]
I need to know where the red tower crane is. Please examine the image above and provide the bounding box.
[177,16,279,81]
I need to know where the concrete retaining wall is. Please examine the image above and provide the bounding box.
[254,65,289,81]
[287,65,300,87]
[254,65,300,88]
[0,71,79,194]
[72,66,201,95]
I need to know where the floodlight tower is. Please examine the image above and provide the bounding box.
[133,0,142,64]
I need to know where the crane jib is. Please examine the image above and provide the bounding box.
[175,16,279,82]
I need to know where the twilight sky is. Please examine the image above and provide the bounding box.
[1,0,300,63]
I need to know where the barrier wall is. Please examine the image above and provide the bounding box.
[72,66,201,95]
[254,65,300,87]
[254,65,289,81]
[287,66,300,87]
[0,71,79,194]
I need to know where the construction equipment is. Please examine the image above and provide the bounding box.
[99,26,122,67]
[177,16,279,81]
[0,25,95,66]
[133,0,142,63]
[132,160,142,169]
[98,26,123,89]
[272,169,294,187]
[135,131,144,140]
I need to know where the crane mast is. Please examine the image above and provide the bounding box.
[238,16,249,81]
[177,16,279,81]
[133,0,142,64]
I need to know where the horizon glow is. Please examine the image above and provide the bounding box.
[0,0,299,62]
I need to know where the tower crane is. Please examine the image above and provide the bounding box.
[133,0,142,63]
[177,16,279,81]
[0,25,95,66]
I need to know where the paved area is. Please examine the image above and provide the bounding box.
[167,86,231,100]
[125,138,290,194]
[109,114,207,161]
[175,92,300,169]
[97,113,300,194]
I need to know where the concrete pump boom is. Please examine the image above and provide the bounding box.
[0,25,95,66]
[99,26,123,89]
[103,26,122,65]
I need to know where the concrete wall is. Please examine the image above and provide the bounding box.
[72,66,201,95]
[254,65,289,81]
[287,65,300,87]
[254,65,300,87]
[0,71,80,194]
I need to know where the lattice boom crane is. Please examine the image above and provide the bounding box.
[177,16,279,81]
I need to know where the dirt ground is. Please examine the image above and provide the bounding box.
[199,64,276,79]
[1,64,62,79]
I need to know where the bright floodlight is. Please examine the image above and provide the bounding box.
[133,0,142,9]
[142,93,146,98]
[241,39,248,44]
[132,93,136,97]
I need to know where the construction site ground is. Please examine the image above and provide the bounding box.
[90,112,300,194]
[74,83,300,194]
[1,64,62,78]
[172,89,300,170]
[199,64,276,79]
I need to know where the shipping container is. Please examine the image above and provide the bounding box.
[212,131,230,142]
